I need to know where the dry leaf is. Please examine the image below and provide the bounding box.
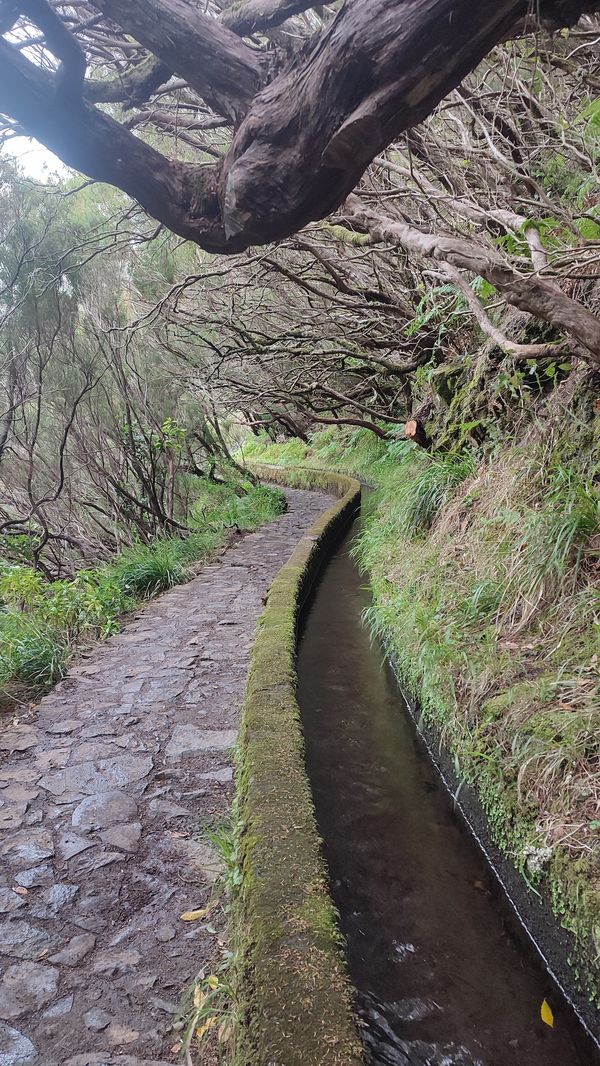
[196,1016,217,1040]
[180,906,211,922]
[541,999,554,1028]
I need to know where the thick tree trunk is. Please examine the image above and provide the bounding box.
[405,418,430,449]
[2,0,599,252]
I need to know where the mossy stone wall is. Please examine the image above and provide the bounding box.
[233,465,363,1066]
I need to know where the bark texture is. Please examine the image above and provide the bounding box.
[2,0,600,251]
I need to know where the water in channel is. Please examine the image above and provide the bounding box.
[296,521,595,1066]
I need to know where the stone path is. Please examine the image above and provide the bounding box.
[0,488,332,1066]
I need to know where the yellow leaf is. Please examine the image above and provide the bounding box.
[196,1016,217,1040]
[206,974,220,990]
[541,999,554,1028]
[560,27,569,37]
[180,907,210,922]
[193,986,206,1009]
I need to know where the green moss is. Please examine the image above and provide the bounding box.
[232,467,363,1066]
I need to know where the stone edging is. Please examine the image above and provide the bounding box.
[232,464,364,1066]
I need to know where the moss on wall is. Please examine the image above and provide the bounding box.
[232,465,364,1066]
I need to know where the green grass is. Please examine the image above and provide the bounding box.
[242,425,600,1002]
[0,477,285,697]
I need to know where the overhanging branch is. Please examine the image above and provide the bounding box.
[2,0,600,253]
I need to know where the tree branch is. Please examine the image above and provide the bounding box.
[84,54,171,105]
[221,0,319,36]
[344,197,600,362]
[3,0,600,252]
[20,0,86,100]
[91,0,266,122]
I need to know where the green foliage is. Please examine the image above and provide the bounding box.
[0,615,68,688]
[239,436,309,467]
[0,478,285,696]
[110,542,188,597]
[387,449,476,536]
[0,565,46,610]
[503,465,599,619]
[255,425,600,1002]
[405,284,466,339]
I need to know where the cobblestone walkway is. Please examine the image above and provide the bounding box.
[0,488,332,1066]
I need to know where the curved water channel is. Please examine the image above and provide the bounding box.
[297,517,598,1066]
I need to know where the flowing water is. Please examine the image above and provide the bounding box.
[297,522,597,1066]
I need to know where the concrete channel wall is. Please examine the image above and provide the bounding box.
[232,465,364,1066]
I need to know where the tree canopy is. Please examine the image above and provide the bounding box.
[1,1,600,252]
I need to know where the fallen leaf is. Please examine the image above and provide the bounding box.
[541,999,554,1028]
[180,905,213,922]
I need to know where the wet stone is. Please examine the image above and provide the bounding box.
[99,822,141,853]
[24,810,43,826]
[0,921,55,961]
[33,748,70,771]
[95,850,124,867]
[56,831,95,861]
[0,765,37,784]
[72,791,138,830]
[80,723,117,739]
[165,724,237,758]
[0,785,39,804]
[0,1023,37,1065]
[39,761,111,798]
[45,719,81,735]
[147,799,188,819]
[70,742,117,763]
[0,805,28,832]
[43,993,74,1018]
[0,890,25,915]
[28,883,79,918]
[0,828,54,866]
[0,962,59,1020]
[14,864,53,888]
[0,727,40,753]
[49,933,95,966]
[83,1007,111,1031]
[98,754,153,789]
[91,947,142,976]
